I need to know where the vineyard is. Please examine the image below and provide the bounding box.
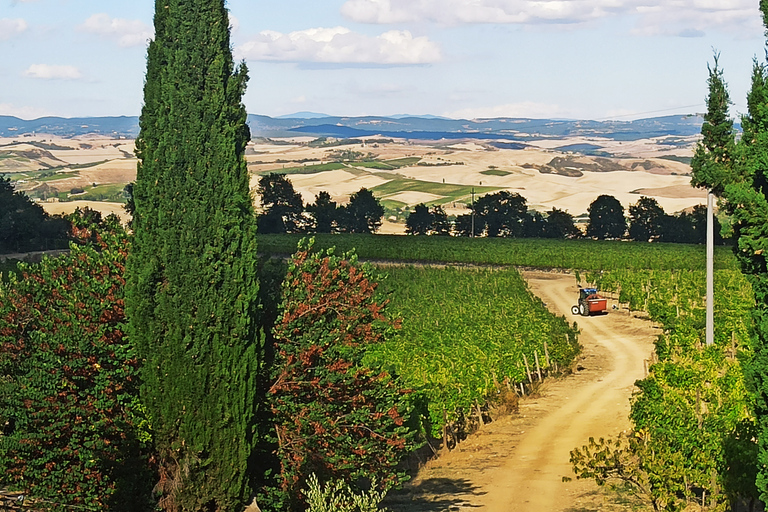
[367,266,579,442]
[571,267,757,510]
[258,234,737,271]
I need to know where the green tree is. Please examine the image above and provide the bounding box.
[340,188,384,234]
[543,207,581,239]
[453,213,481,237]
[0,175,70,253]
[629,196,667,242]
[125,1,260,510]
[430,205,451,236]
[269,240,416,510]
[586,195,626,240]
[472,191,529,238]
[406,203,432,235]
[258,173,306,234]
[0,213,153,510]
[691,54,737,196]
[728,55,768,504]
[307,190,338,233]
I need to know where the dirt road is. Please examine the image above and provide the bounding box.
[386,270,656,511]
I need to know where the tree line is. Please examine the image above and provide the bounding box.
[260,172,722,244]
[0,176,71,254]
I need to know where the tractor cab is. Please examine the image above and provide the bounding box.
[579,288,599,301]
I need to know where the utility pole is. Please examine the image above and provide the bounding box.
[706,190,714,346]
[471,187,475,238]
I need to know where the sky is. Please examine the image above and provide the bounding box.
[1,0,767,121]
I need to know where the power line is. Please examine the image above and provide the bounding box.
[596,103,705,121]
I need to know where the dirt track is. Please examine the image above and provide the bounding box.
[386,270,656,511]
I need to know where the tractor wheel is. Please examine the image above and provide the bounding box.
[571,305,579,315]
[579,303,588,316]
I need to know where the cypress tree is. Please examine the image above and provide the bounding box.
[731,58,768,504]
[125,1,259,510]
[690,53,737,196]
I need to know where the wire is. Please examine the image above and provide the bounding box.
[596,104,705,121]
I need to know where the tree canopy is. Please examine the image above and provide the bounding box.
[586,195,626,240]
[125,1,259,509]
[340,188,384,234]
[258,173,306,234]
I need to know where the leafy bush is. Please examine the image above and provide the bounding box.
[0,212,153,510]
[304,474,390,512]
[268,239,418,510]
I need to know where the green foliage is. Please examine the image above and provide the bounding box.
[125,1,260,510]
[690,53,736,196]
[471,190,529,237]
[304,474,390,512]
[0,175,70,253]
[339,188,384,234]
[307,191,338,234]
[258,173,307,234]
[269,239,417,511]
[628,196,667,242]
[0,213,153,510]
[405,203,432,235]
[258,234,738,271]
[542,207,581,239]
[687,23,768,505]
[586,194,626,239]
[367,266,580,436]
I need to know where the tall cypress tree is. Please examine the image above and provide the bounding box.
[125,1,259,510]
[695,19,768,504]
[690,53,736,196]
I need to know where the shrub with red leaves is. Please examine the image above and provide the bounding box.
[0,212,153,511]
[269,238,417,510]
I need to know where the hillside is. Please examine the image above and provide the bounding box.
[0,113,706,144]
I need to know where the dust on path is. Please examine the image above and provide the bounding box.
[386,270,657,512]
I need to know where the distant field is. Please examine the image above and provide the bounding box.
[480,169,512,177]
[372,178,497,204]
[256,162,347,175]
[257,234,736,271]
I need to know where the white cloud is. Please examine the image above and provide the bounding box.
[78,13,153,48]
[0,103,52,120]
[0,18,28,40]
[23,64,83,80]
[444,102,571,120]
[229,14,240,33]
[341,0,760,35]
[235,26,441,65]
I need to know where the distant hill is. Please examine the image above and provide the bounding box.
[274,111,330,119]
[0,113,708,144]
[0,116,140,138]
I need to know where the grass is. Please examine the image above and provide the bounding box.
[37,170,80,182]
[658,155,693,165]
[372,178,497,203]
[481,169,512,176]
[385,157,422,168]
[381,199,408,211]
[257,162,347,175]
[258,157,422,175]
[66,183,128,203]
[351,161,399,170]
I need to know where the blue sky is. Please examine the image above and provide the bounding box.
[1,0,766,121]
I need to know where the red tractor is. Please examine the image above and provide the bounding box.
[571,287,607,316]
